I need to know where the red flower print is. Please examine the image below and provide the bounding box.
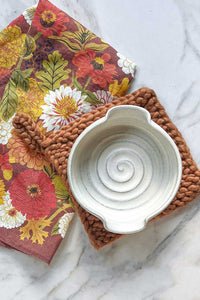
[9,170,57,220]
[0,152,11,172]
[32,0,69,37]
[72,49,117,88]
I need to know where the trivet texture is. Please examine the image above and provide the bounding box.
[13,87,200,250]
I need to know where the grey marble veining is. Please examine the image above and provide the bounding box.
[0,0,200,299]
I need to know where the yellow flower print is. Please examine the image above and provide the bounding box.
[109,77,130,98]
[0,25,26,69]
[36,120,49,136]
[20,218,51,245]
[0,180,5,205]
[3,170,13,181]
[16,78,45,121]
[7,129,49,170]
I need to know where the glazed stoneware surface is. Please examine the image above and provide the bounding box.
[1,1,200,300]
[68,105,182,234]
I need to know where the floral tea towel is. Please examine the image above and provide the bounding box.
[0,0,136,263]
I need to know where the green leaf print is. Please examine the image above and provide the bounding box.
[35,50,71,92]
[0,78,18,121]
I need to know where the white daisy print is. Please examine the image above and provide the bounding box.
[40,86,91,132]
[23,5,37,25]
[117,53,136,77]
[58,212,74,238]
[0,115,15,145]
[0,191,26,229]
[89,90,114,111]
[93,90,114,105]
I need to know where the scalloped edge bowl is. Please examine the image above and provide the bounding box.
[68,105,182,234]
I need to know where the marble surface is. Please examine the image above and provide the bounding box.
[0,0,200,299]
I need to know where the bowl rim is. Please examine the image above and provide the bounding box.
[68,105,182,234]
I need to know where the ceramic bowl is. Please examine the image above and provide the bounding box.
[68,105,182,234]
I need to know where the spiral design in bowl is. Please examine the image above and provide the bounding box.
[80,131,166,210]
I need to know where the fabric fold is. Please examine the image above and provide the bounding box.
[0,0,136,263]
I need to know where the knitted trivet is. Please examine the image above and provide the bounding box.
[13,87,200,249]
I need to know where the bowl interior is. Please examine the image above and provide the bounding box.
[68,107,182,233]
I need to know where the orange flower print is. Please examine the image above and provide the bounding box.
[32,0,68,37]
[7,129,49,170]
[0,67,11,79]
[9,170,57,220]
[72,49,117,88]
[0,25,26,70]
[16,78,45,121]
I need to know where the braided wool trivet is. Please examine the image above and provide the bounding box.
[13,88,200,250]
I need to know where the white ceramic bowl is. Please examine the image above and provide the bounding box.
[68,105,182,234]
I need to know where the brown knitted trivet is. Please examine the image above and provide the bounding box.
[13,87,200,250]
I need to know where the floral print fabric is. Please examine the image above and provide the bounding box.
[0,0,136,263]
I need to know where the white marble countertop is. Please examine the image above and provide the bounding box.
[1,0,200,299]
